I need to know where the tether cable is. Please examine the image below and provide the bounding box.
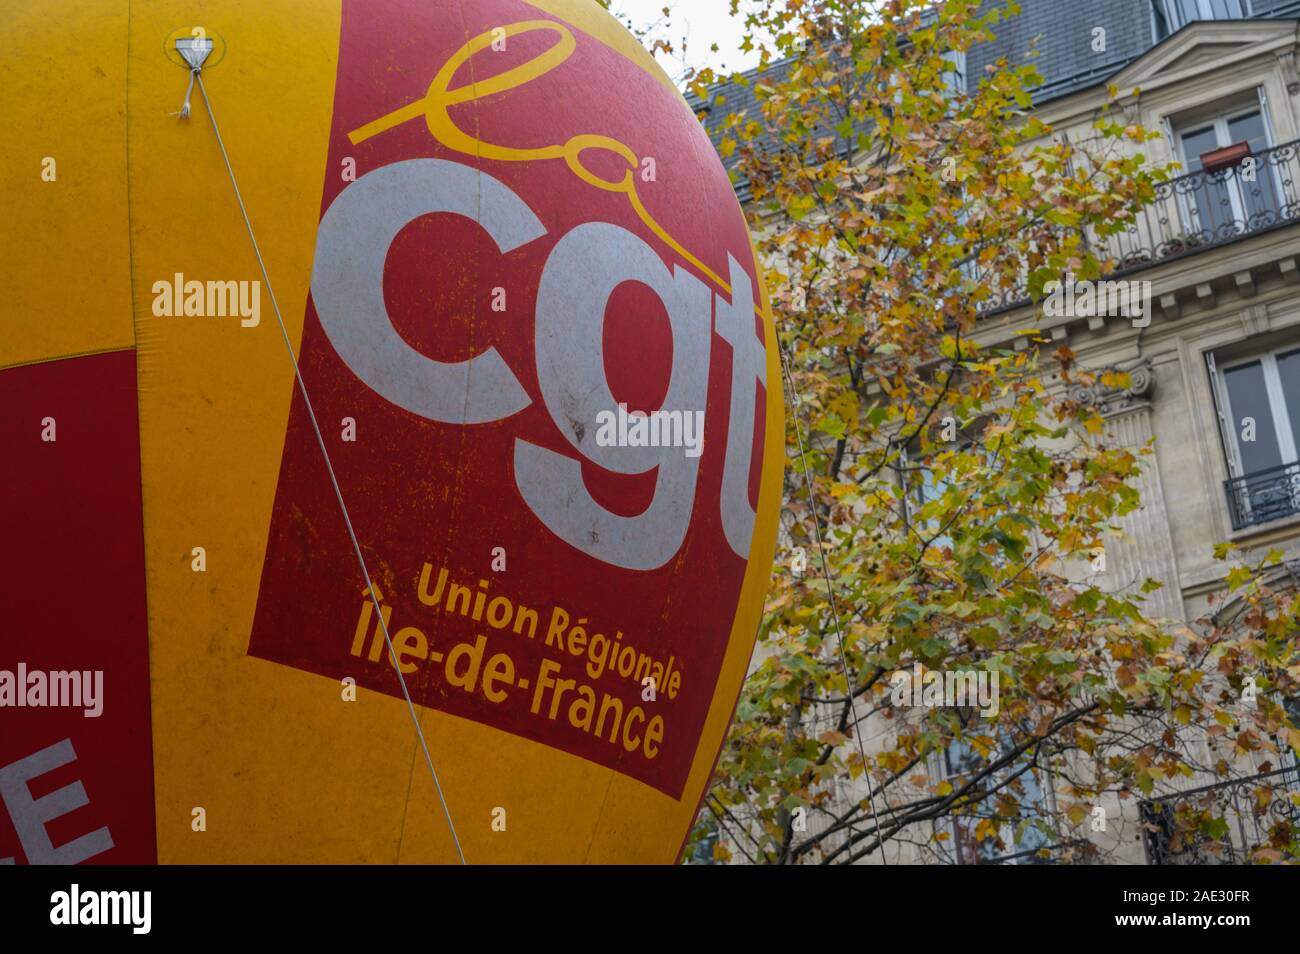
[192,70,466,864]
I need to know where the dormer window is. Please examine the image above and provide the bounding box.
[1152,0,1249,41]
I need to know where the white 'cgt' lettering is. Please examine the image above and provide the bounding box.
[517,221,710,570]
[312,158,540,424]
[311,157,765,570]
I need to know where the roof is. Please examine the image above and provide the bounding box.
[690,1,1300,202]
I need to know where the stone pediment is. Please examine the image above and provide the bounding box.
[1109,20,1298,93]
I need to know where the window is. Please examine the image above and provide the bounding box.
[1209,344,1300,529]
[901,450,957,550]
[900,425,998,552]
[942,49,966,98]
[1153,0,1249,40]
[935,735,1057,864]
[1286,696,1300,773]
[918,3,967,98]
[1172,97,1279,240]
[688,818,719,864]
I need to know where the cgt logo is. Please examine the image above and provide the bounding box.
[312,164,766,573]
[307,17,772,573]
[249,7,775,796]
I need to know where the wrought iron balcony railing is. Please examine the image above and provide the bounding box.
[1100,138,1300,273]
[975,138,1300,314]
[975,838,1096,865]
[1225,461,1300,531]
[1139,765,1300,865]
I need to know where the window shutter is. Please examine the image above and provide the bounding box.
[1205,351,1242,477]
[1254,84,1278,147]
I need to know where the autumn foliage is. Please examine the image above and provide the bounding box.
[675,0,1300,864]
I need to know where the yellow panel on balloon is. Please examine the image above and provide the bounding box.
[0,0,782,865]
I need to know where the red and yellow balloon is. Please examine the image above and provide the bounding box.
[0,0,781,863]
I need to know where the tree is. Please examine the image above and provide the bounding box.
[597,2,690,82]
[679,0,1300,864]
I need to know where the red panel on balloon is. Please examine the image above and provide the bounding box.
[248,0,767,798]
[0,350,157,864]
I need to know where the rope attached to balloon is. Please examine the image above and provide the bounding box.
[182,62,468,865]
[174,16,889,864]
[172,69,197,119]
[349,19,890,860]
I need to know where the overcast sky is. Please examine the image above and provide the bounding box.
[606,0,767,81]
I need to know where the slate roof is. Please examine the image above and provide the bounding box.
[689,0,1300,202]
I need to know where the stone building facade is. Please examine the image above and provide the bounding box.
[696,0,1300,863]
[971,0,1300,864]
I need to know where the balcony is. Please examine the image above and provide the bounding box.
[1102,138,1300,273]
[1139,765,1300,864]
[1225,461,1300,531]
[974,838,1097,865]
[978,138,1300,314]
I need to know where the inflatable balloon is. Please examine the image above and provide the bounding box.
[0,0,782,863]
